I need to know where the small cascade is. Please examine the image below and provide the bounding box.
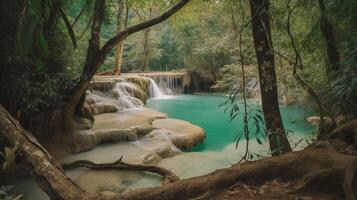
[95,129,138,144]
[148,78,166,98]
[151,74,184,95]
[134,72,188,97]
[112,82,144,109]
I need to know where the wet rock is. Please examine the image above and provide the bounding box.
[122,76,150,96]
[133,125,154,136]
[76,118,94,130]
[153,119,205,149]
[72,130,97,153]
[306,116,332,125]
[95,128,138,144]
[112,81,147,103]
[140,152,161,164]
[90,80,116,92]
[90,101,118,115]
[141,130,181,158]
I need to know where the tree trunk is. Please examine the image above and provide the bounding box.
[63,0,105,132]
[113,0,126,75]
[141,29,150,72]
[0,105,91,200]
[16,0,28,44]
[249,0,292,155]
[318,0,340,72]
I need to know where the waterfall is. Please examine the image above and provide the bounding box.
[112,82,144,109]
[142,72,188,98]
[152,75,183,95]
[148,78,166,99]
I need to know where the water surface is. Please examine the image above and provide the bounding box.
[148,94,315,152]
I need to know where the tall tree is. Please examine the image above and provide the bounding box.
[113,0,129,75]
[249,0,292,155]
[318,0,340,72]
[132,0,157,72]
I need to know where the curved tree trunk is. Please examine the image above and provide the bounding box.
[249,0,292,155]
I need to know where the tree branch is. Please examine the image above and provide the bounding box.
[62,157,180,184]
[98,0,190,69]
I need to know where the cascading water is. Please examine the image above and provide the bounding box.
[112,82,144,109]
[148,78,167,99]
[151,75,183,95]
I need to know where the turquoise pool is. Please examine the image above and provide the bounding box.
[148,94,315,152]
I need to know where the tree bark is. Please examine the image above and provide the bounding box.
[0,105,91,200]
[113,0,127,75]
[63,0,190,132]
[249,0,292,155]
[16,0,28,44]
[318,0,340,72]
[62,158,180,184]
[141,29,150,72]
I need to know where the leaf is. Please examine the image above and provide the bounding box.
[37,32,49,58]
[33,56,44,71]
[13,194,24,200]
[4,147,12,159]
[235,135,241,149]
[58,5,77,48]
[256,137,262,145]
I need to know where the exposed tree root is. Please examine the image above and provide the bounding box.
[105,142,356,200]
[1,104,356,200]
[327,118,357,143]
[61,157,180,184]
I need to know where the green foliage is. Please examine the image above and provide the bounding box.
[0,146,18,173]
[0,0,79,131]
[322,50,357,116]
[0,186,23,200]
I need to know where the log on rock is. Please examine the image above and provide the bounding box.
[62,158,180,184]
[0,105,91,200]
[98,143,357,200]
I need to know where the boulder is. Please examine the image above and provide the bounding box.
[72,130,98,153]
[306,116,332,125]
[90,101,118,115]
[141,130,181,158]
[152,119,205,150]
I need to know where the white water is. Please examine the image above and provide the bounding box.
[112,82,139,109]
[149,75,184,95]
[148,78,167,99]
